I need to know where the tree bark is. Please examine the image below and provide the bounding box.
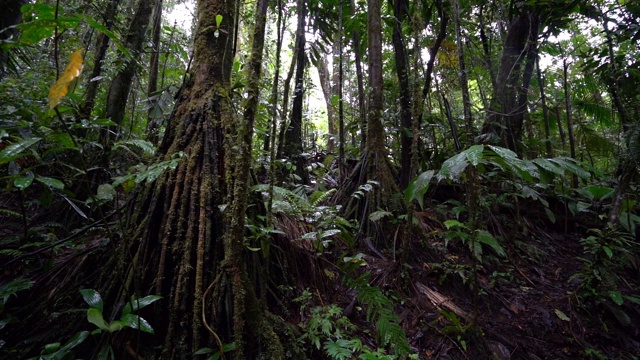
[349,0,367,151]
[536,56,553,157]
[481,5,540,152]
[337,0,400,244]
[0,0,26,80]
[102,0,157,144]
[452,0,473,139]
[77,0,122,119]
[282,0,308,184]
[389,0,412,189]
[94,0,284,357]
[146,0,163,144]
[563,58,578,187]
[316,53,336,150]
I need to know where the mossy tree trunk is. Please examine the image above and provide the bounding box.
[97,0,283,358]
[480,5,540,152]
[282,0,308,184]
[101,0,157,144]
[78,0,122,120]
[389,0,412,190]
[337,0,400,243]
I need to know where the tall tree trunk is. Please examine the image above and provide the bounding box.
[335,5,345,178]
[452,0,473,139]
[600,12,635,226]
[330,43,341,153]
[0,0,26,80]
[481,5,540,152]
[563,58,578,187]
[389,0,412,189]
[554,105,566,149]
[78,0,122,119]
[276,36,298,159]
[536,56,553,157]
[316,53,336,150]
[147,0,163,144]
[282,0,308,184]
[478,4,497,92]
[263,1,284,155]
[337,0,400,244]
[102,0,157,143]
[418,0,448,124]
[93,0,284,357]
[349,0,367,151]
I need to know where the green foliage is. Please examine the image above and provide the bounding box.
[297,303,406,360]
[571,227,640,329]
[406,145,591,210]
[442,220,506,263]
[194,342,236,360]
[439,310,470,351]
[253,185,355,251]
[340,255,411,357]
[0,277,34,323]
[28,289,161,360]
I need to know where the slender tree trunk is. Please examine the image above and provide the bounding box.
[335,3,346,178]
[349,0,367,150]
[481,5,540,151]
[78,0,122,119]
[478,4,497,92]
[563,58,578,187]
[554,106,566,149]
[102,0,157,145]
[389,0,412,189]
[282,0,308,184]
[419,0,448,124]
[337,0,400,243]
[316,54,336,150]
[452,0,473,139]
[330,42,341,153]
[147,0,163,144]
[226,0,284,356]
[536,56,553,157]
[0,0,26,80]
[276,38,298,159]
[263,1,284,155]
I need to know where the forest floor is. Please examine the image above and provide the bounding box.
[1,186,639,359]
[286,193,640,360]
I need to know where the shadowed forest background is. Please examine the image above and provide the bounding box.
[0,0,639,358]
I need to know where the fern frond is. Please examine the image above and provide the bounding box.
[341,269,410,356]
[0,208,23,218]
[311,188,337,207]
[0,249,22,257]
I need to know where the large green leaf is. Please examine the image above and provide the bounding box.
[548,157,590,179]
[464,145,485,166]
[122,295,163,315]
[80,289,104,312]
[476,230,506,257]
[437,152,469,181]
[404,170,435,209]
[0,137,41,165]
[47,132,77,150]
[35,175,64,190]
[120,314,155,334]
[86,308,109,331]
[13,173,34,190]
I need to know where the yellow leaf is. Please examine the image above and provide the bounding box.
[435,40,459,69]
[48,49,84,109]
